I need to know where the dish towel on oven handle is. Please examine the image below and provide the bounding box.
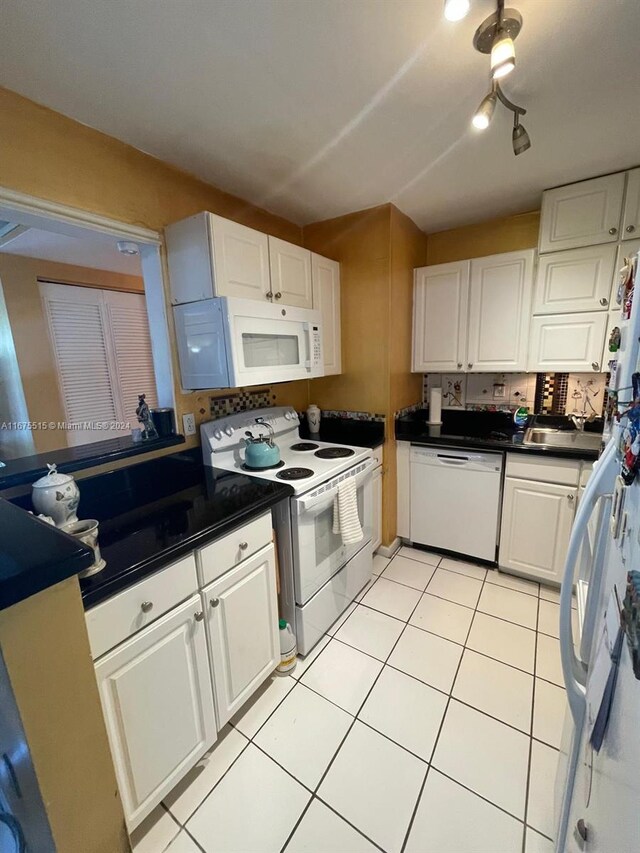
[332,478,363,545]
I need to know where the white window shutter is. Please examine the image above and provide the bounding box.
[39,282,158,446]
[104,291,158,427]
[40,283,118,445]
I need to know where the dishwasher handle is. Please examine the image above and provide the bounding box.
[435,453,471,465]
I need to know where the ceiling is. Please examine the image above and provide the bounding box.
[1,0,640,233]
[0,227,142,275]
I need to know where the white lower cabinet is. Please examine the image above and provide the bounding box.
[499,477,577,584]
[371,465,382,552]
[94,595,216,829]
[203,543,279,728]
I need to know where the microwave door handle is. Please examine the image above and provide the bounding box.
[303,322,311,371]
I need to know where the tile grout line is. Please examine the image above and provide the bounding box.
[521,589,542,853]
[278,557,437,853]
[400,563,503,853]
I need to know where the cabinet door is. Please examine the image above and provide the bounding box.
[467,250,534,372]
[528,312,608,372]
[412,261,469,372]
[210,214,271,301]
[500,477,576,584]
[539,173,625,253]
[268,237,313,308]
[204,544,279,727]
[371,466,382,552]
[95,595,216,829]
[622,167,640,240]
[533,245,616,314]
[311,253,341,375]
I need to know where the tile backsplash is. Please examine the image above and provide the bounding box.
[423,372,606,417]
[423,373,537,411]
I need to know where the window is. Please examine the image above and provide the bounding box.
[39,282,158,446]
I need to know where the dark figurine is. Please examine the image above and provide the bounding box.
[136,394,158,441]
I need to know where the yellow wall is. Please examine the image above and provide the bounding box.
[303,204,426,545]
[426,209,540,265]
[0,578,129,853]
[0,86,309,451]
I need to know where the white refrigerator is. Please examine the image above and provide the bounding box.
[555,250,640,852]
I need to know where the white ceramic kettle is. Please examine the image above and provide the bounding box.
[31,464,80,528]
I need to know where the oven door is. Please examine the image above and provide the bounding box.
[290,460,374,605]
[226,297,323,385]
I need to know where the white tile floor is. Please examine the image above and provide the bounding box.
[132,546,569,853]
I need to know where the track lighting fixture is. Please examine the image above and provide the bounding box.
[443,0,470,22]
[471,82,530,154]
[512,115,531,156]
[472,89,496,130]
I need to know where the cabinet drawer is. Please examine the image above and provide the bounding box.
[197,511,272,587]
[86,554,198,660]
[506,454,581,486]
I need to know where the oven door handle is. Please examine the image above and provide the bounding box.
[294,460,376,513]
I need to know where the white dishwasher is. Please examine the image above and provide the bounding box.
[410,445,503,562]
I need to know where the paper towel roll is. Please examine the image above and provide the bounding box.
[428,387,442,425]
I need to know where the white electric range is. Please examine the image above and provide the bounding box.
[201,407,375,654]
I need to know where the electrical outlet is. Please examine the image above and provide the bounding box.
[182,413,196,436]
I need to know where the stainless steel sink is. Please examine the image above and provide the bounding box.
[523,427,602,451]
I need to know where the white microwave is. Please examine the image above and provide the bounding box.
[174,296,324,389]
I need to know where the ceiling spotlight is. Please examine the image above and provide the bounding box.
[512,116,531,155]
[472,90,496,130]
[444,0,470,22]
[473,2,522,80]
[491,28,515,79]
[117,240,140,256]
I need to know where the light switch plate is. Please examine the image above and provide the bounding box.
[182,413,196,436]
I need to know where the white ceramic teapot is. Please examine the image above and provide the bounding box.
[31,464,80,528]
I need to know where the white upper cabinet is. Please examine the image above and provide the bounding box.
[412,261,469,372]
[528,312,608,373]
[268,236,313,308]
[166,212,271,304]
[622,168,640,240]
[539,173,625,253]
[311,253,341,375]
[533,244,617,314]
[466,250,534,372]
[210,215,272,301]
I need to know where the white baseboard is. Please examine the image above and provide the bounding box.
[376,538,401,559]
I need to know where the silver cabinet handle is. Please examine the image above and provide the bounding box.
[457,362,462,369]
[266,291,273,299]
[274,292,282,299]
[567,493,575,502]
[141,601,153,613]
[609,227,618,235]
[239,541,248,550]
[600,297,608,306]
[210,598,220,608]
[626,225,636,233]
[194,611,205,622]
[592,361,600,371]
[467,362,473,369]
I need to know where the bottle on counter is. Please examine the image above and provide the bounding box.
[276,619,297,675]
[306,404,321,435]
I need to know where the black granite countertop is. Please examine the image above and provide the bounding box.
[8,449,293,609]
[395,410,602,462]
[299,416,385,448]
[0,499,94,610]
[0,433,185,490]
